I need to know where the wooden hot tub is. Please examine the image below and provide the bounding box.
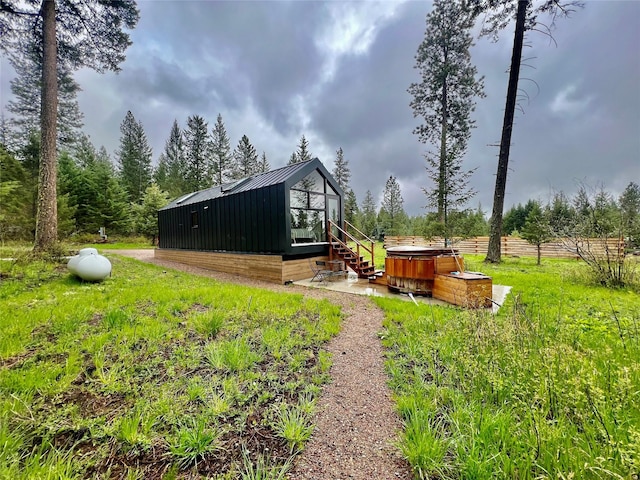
[385,246,463,295]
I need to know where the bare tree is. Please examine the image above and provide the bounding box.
[469,0,583,263]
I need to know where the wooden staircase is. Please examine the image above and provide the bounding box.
[327,220,385,281]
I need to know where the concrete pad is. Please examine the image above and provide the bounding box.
[294,276,512,313]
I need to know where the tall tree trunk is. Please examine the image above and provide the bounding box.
[439,77,448,225]
[34,0,58,252]
[485,0,528,263]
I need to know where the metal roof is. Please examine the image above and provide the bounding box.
[159,159,318,210]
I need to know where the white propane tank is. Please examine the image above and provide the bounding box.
[68,248,111,281]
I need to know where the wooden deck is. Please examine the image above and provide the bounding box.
[155,249,328,284]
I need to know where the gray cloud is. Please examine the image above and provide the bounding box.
[2,0,638,217]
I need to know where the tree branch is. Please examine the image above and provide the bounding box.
[0,1,39,17]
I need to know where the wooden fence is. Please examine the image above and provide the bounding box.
[383,236,625,259]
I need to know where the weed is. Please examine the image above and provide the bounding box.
[381,254,640,478]
[193,310,225,338]
[186,377,207,403]
[169,417,223,468]
[240,447,292,480]
[205,338,262,372]
[397,410,449,480]
[13,442,76,479]
[272,403,314,453]
[116,408,155,448]
[0,255,338,477]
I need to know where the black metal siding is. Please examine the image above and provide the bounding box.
[158,159,335,257]
[158,183,303,254]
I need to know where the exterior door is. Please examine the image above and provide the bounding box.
[327,195,340,240]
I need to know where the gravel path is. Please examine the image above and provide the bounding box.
[110,250,412,479]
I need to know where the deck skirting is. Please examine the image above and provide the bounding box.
[155,249,327,284]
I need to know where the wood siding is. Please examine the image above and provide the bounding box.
[155,249,327,284]
[433,273,492,308]
[384,236,625,259]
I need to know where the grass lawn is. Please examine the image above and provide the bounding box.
[379,254,640,479]
[0,255,340,479]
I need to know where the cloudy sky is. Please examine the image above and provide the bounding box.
[1,0,639,216]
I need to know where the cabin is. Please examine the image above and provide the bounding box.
[156,158,344,283]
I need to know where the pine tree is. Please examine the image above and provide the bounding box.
[132,183,169,244]
[116,111,153,204]
[332,147,351,192]
[619,182,640,248]
[6,39,83,151]
[360,190,378,238]
[155,119,187,198]
[0,114,9,147]
[183,115,210,191]
[230,135,259,180]
[379,176,407,236]
[344,189,359,228]
[60,135,131,235]
[288,135,313,164]
[210,114,232,185]
[1,0,139,252]
[0,144,31,240]
[409,0,484,242]
[548,191,575,235]
[521,201,553,265]
[258,152,270,173]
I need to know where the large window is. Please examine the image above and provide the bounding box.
[290,170,337,244]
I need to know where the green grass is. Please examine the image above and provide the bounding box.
[379,255,640,479]
[0,255,341,478]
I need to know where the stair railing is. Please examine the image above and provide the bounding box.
[327,220,375,272]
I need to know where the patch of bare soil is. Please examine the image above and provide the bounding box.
[114,250,412,479]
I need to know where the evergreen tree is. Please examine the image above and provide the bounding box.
[548,191,575,235]
[502,200,536,235]
[60,135,131,235]
[183,115,210,191]
[132,183,169,244]
[154,153,169,194]
[360,190,378,239]
[332,147,351,192]
[0,144,31,240]
[379,176,407,236]
[210,113,232,185]
[116,111,152,204]
[1,0,139,252]
[155,119,187,198]
[6,39,83,151]
[258,151,270,173]
[231,135,259,179]
[619,182,640,248]
[521,201,553,265]
[344,189,359,228]
[288,135,313,164]
[0,114,9,147]
[409,0,484,237]
[573,186,592,221]
[184,115,212,192]
[17,132,41,235]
